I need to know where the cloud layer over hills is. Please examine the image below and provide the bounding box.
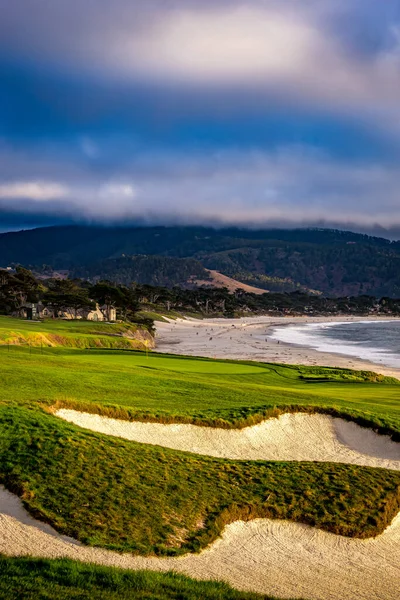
[1,1,400,232]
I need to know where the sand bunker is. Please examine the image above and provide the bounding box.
[56,409,400,471]
[1,484,399,600]
[4,411,400,598]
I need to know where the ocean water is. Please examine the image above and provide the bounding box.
[270,320,400,369]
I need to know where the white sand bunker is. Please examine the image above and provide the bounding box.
[1,484,399,600]
[56,409,400,471]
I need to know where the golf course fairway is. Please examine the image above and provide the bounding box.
[0,317,399,598]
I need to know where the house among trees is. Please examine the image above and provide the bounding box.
[23,302,117,321]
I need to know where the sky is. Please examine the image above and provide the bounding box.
[1,0,400,235]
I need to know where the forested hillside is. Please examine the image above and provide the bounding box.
[1,225,400,297]
[70,255,210,288]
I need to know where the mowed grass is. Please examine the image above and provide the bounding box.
[1,341,400,436]
[0,556,303,600]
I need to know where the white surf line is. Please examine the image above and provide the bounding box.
[269,321,400,369]
[55,410,400,471]
[1,484,399,600]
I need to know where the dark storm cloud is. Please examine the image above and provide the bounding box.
[0,1,400,232]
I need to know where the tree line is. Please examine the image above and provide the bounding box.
[134,284,400,317]
[2,267,400,322]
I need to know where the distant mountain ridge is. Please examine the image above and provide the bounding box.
[1,225,400,297]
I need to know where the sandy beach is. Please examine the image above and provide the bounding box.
[155,315,400,379]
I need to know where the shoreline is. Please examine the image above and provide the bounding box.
[155,315,400,379]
